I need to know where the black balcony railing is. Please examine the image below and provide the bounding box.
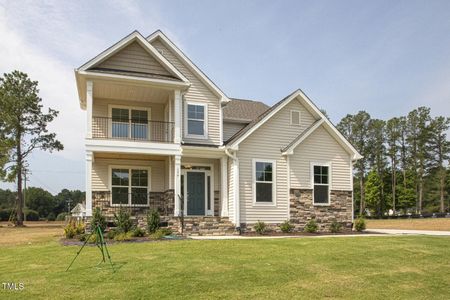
[92,117,174,143]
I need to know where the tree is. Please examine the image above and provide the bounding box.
[365,169,382,216]
[337,111,371,215]
[386,117,401,213]
[427,116,450,212]
[25,187,54,218]
[0,71,63,226]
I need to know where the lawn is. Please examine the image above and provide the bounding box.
[1,226,450,299]
[366,218,450,231]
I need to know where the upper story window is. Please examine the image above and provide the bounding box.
[111,107,149,140]
[253,159,276,204]
[290,110,301,126]
[313,164,330,205]
[186,103,207,138]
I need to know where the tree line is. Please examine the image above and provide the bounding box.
[0,188,85,221]
[337,107,450,216]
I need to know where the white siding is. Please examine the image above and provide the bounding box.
[237,98,317,223]
[97,41,172,76]
[223,122,246,142]
[93,98,165,120]
[92,159,166,192]
[151,38,221,145]
[290,125,352,191]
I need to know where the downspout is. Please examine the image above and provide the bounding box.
[225,148,240,233]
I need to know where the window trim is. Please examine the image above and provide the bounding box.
[310,162,331,206]
[290,110,301,126]
[184,101,208,139]
[252,159,277,206]
[107,105,151,140]
[109,165,151,207]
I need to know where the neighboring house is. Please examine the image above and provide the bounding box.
[75,30,362,234]
[71,203,86,219]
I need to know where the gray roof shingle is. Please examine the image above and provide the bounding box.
[223,98,270,123]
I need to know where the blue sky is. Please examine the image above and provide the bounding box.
[0,0,449,193]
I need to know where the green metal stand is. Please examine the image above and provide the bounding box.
[66,224,115,272]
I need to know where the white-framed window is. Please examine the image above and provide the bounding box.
[290,110,301,126]
[186,102,207,138]
[312,163,330,205]
[110,167,150,206]
[109,106,150,140]
[253,159,276,205]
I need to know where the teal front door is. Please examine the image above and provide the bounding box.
[187,172,205,215]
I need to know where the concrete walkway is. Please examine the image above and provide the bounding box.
[367,228,450,236]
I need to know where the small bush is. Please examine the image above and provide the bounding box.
[159,227,173,236]
[47,212,56,221]
[114,209,134,233]
[149,229,166,240]
[304,219,318,233]
[0,209,12,221]
[253,220,267,235]
[24,209,39,221]
[330,221,342,233]
[106,229,119,240]
[91,207,107,232]
[56,212,68,221]
[132,227,146,237]
[280,220,294,233]
[114,231,133,242]
[75,222,85,235]
[355,216,366,232]
[147,209,160,234]
[79,233,97,243]
[64,222,77,239]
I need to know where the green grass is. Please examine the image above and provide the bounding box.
[1,236,450,299]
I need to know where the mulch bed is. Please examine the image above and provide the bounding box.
[240,231,376,237]
[61,235,185,246]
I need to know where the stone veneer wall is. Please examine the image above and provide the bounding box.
[289,189,353,232]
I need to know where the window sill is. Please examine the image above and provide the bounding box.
[185,134,208,139]
[252,202,277,207]
[313,203,331,207]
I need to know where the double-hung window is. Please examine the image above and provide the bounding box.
[254,160,275,204]
[187,103,206,137]
[111,107,149,140]
[313,164,330,205]
[111,168,149,206]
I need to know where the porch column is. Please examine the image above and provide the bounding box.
[220,156,229,217]
[85,151,93,216]
[174,90,182,144]
[86,80,93,139]
[174,155,181,216]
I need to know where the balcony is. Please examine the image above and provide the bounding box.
[92,116,174,143]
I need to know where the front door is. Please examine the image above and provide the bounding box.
[186,172,206,215]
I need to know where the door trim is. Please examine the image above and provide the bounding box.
[181,163,214,216]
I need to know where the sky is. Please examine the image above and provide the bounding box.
[0,0,449,194]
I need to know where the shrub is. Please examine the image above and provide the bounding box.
[149,229,166,240]
[355,216,366,232]
[0,209,13,221]
[253,220,267,235]
[56,212,68,221]
[114,209,134,233]
[147,209,160,234]
[304,219,318,233]
[330,221,342,233]
[24,209,39,221]
[113,231,133,242]
[64,222,77,239]
[75,222,85,235]
[91,207,107,232]
[280,220,294,233]
[106,228,119,240]
[79,233,97,243]
[132,227,146,237]
[47,212,56,221]
[159,227,173,236]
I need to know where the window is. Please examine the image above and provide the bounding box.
[187,103,206,137]
[291,110,301,125]
[111,107,149,140]
[313,165,329,205]
[111,168,149,205]
[254,160,275,203]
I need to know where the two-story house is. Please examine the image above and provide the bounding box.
[75,30,361,234]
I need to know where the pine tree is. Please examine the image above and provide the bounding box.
[386,117,401,214]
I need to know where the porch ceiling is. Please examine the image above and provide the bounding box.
[93,80,171,103]
[94,152,168,161]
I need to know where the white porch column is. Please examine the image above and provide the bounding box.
[233,158,240,227]
[85,151,93,217]
[173,155,181,216]
[220,156,229,217]
[174,90,182,144]
[86,80,93,139]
